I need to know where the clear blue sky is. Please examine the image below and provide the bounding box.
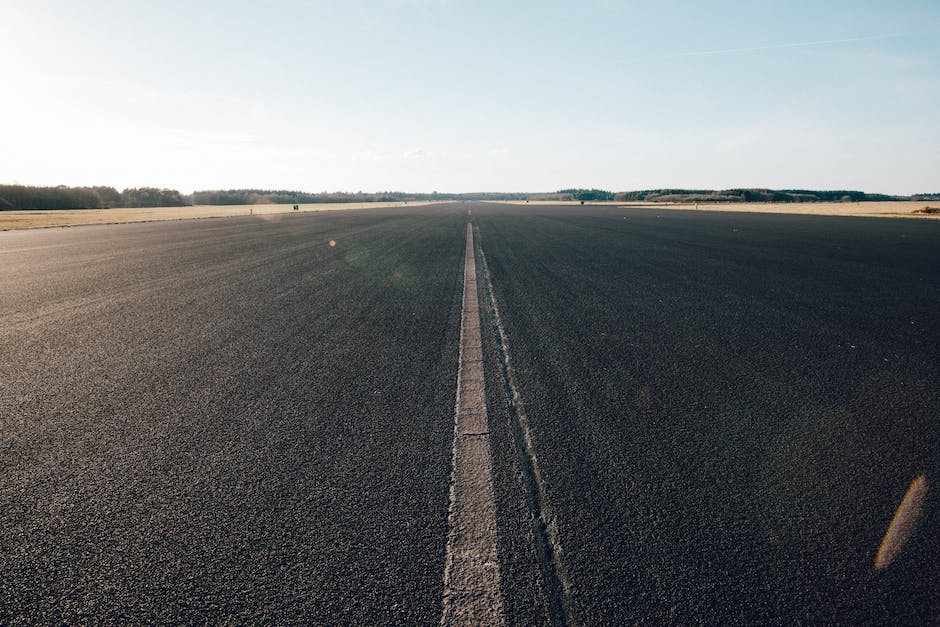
[2,0,938,194]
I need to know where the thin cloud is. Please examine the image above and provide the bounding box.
[403,148,428,160]
[624,31,934,62]
[351,150,387,162]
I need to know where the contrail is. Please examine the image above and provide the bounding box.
[626,32,917,62]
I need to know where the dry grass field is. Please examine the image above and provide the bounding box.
[500,200,940,219]
[635,200,940,219]
[0,201,441,231]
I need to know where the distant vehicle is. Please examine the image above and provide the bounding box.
[293,204,299,211]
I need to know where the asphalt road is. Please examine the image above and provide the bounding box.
[2,203,939,624]
[0,207,467,623]
[473,203,940,624]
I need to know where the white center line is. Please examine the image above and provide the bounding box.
[441,222,504,626]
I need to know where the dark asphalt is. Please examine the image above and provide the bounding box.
[473,203,940,624]
[0,207,466,623]
[3,203,939,624]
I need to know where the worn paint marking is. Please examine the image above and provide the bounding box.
[441,223,504,626]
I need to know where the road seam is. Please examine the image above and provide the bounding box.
[441,222,505,626]
[475,223,578,627]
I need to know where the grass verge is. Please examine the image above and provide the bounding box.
[0,201,442,231]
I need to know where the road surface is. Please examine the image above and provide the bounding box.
[2,203,938,623]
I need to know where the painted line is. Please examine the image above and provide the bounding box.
[441,222,504,625]
[875,474,927,571]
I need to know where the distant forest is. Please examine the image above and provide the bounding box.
[614,189,904,203]
[190,189,529,205]
[0,186,187,210]
[1,184,937,211]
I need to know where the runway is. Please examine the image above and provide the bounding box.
[2,202,938,623]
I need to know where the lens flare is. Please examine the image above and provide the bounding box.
[875,474,927,571]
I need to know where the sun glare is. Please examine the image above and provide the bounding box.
[875,474,928,571]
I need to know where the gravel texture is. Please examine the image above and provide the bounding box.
[473,203,940,624]
[4,202,938,624]
[0,207,466,623]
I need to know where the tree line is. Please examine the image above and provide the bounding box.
[0,185,187,210]
[191,189,533,204]
[614,189,901,203]
[1,184,929,211]
[0,185,532,210]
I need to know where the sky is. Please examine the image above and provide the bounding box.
[2,0,939,194]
